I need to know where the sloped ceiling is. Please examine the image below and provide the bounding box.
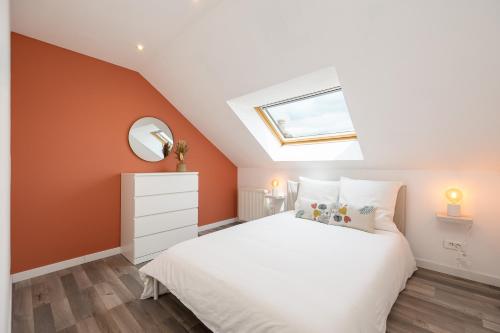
[11,0,500,170]
[11,0,224,70]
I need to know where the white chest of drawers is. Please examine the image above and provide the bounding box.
[121,172,199,264]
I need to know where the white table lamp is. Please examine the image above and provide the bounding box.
[445,188,463,217]
[271,179,280,196]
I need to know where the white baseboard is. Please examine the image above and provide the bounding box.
[11,247,121,283]
[198,218,238,232]
[416,258,500,288]
[11,219,239,283]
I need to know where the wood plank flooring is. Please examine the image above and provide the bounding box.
[12,223,500,333]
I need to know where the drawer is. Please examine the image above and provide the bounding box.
[134,174,198,196]
[134,191,198,217]
[134,225,198,258]
[134,251,163,264]
[134,208,198,238]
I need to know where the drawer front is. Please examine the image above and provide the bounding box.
[134,251,163,265]
[134,174,198,197]
[134,225,198,258]
[134,208,198,238]
[134,191,198,217]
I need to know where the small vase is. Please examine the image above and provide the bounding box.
[176,162,187,172]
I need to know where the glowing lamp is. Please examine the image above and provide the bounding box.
[271,179,280,196]
[445,188,463,217]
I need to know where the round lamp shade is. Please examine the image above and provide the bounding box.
[445,188,463,205]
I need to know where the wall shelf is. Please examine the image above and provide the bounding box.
[436,213,473,226]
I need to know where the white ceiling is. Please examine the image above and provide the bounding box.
[11,0,500,171]
[11,0,223,70]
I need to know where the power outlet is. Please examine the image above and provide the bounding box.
[443,240,464,251]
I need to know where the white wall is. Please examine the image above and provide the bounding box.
[239,168,500,286]
[139,0,500,171]
[0,0,11,330]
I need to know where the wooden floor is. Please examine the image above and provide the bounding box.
[12,223,500,333]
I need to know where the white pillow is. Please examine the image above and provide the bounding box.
[295,177,340,211]
[339,177,402,232]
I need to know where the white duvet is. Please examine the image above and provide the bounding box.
[140,211,416,333]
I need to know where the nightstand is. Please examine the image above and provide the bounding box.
[264,194,286,215]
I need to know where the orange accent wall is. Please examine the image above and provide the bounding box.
[11,33,237,273]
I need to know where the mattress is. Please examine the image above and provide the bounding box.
[140,211,416,333]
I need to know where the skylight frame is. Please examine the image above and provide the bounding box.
[151,130,173,145]
[254,87,357,145]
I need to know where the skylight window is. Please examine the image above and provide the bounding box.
[151,130,173,145]
[255,87,356,145]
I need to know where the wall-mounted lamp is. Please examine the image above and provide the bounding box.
[436,187,472,226]
[271,179,280,196]
[445,188,463,217]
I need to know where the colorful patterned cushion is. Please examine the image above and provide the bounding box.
[329,204,376,233]
[295,198,335,224]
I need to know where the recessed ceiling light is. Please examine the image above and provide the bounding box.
[136,44,144,51]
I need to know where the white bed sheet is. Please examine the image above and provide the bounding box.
[140,211,416,333]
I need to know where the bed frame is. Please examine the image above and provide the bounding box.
[153,278,159,300]
[152,185,407,300]
[394,185,407,235]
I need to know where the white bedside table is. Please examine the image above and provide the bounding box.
[264,194,286,215]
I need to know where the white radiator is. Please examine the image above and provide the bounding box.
[238,188,268,221]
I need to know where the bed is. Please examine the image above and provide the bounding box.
[139,186,416,333]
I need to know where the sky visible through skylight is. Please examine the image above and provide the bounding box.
[264,89,355,139]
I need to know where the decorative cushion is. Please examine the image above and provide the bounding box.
[339,177,402,232]
[295,198,334,224]
[295,177,340,211]
[329,204,376,233]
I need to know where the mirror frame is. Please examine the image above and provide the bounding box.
[128,116,174,162]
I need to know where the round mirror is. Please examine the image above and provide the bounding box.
[128,117,174,162]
